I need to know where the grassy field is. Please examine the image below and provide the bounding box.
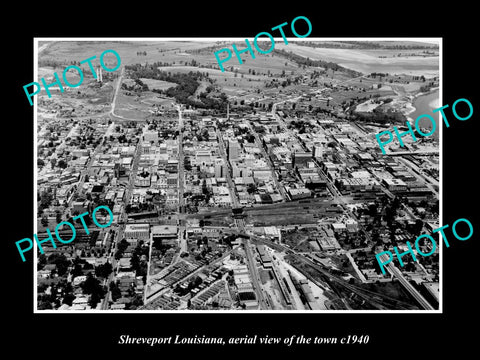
[114,91,155,119]
[156,65,268,96]
[139,78,177,91]
[39,40,216,66]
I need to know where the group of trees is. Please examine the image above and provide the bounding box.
[121,78,149,92]
[125,63,228,110]
[115,239,129,260]
[351,105,406,125]
[246,183,257,194]
[202,179,213,204]
[39,253,71,276]
[71,256,93,277]
[130,242,149,280]
[288,119,314,134]
[109,281,122,302]
[80,273,105,307]
[95,261,113,278]
[197,90,228,110]
[38,189,53,212]
[174,275,203,296]
[273,49,362,77]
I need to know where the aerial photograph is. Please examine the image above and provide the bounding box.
[34,39,440,311]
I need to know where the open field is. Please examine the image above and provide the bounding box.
[39,41,217,66]
[114,91,161,119]
[38,67,57,79]
[156,65,268,96]
[38,40,299,78]
[36,73,114,115]
[139,78,177,91]
[39,40,440,78]
[275,43,440,76]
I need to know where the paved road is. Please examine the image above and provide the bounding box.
[379,253,435,310]
[110,67,124,118]
[216,129,239,208]
[240,230,270,310]
[396,157,439,197]
[177,106,185,211]
[244,120,286,200]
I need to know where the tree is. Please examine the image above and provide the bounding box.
[246,183,257,194]
[130,253,140,272]
[62,293,76,306]
[41,217,49,227]
[71,263,83,277]
[57,159,68,169]
[37,298,53,310]
[76,214,92,227]
[109,281,122,302]
[95,262,113,278]
[37,254,47,270]
[413,219,424,236]
[48,253,71,276]
[81,273,105,307]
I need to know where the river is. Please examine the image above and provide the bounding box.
[408,90,440,140]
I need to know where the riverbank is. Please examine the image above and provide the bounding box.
[403,87,440,118]
[401,88,440,140]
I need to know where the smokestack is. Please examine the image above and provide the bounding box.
[97,67,103,83]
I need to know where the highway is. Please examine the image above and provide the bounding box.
[109,66,124,119]
[379,253,435,310]
[216,125,269,310]
[172,105,186,266]
[242,237,270,309]
[177,105,185,212]
[102,138,142,309]
[216,129,240,208]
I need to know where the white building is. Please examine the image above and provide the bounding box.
[228,140,240,161]
[124,223,150,243]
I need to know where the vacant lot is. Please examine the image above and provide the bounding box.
[114,91,155,120]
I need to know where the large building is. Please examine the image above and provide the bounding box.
[313,145,323,158]
[143,130,159,143]
[228,140,240,161]
[292,151,312,168]
[382,178,408,191]
[124,223,150,244]
[151,225,178,246]
[214,158,225,178]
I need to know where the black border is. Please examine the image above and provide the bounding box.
[7,5,479,356]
